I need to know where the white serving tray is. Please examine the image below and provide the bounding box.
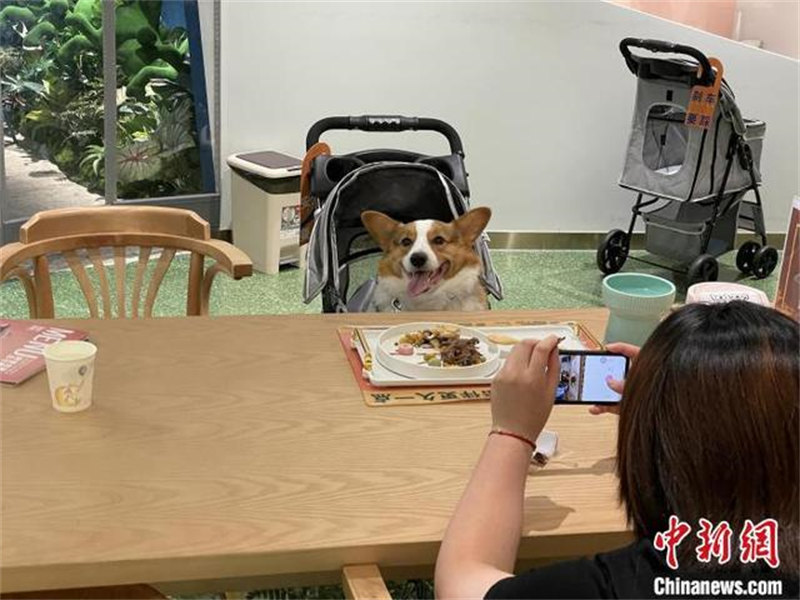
[352,324,588,387]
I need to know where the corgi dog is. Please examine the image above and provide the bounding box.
[360,207,491,312]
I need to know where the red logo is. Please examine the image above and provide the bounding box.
[655,517,780,570]
[696,518,733,565]
[739,518,780,569]
[654,515,692,570]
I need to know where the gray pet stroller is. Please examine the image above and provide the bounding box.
[302,115,503,312]
[597,39,777,284]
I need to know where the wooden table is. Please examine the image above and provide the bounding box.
[0,309,631,594]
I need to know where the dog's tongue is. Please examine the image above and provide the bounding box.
[407,263,449,297]
[407,271,431,297]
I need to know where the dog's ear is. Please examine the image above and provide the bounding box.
[361,210,400,251]
[453,207,491,244]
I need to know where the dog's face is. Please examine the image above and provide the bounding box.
[361,207,491,298]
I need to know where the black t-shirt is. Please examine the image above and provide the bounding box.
[485,539,799,599]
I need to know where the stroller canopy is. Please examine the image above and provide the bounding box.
[304,161,503,309]
[619,45,765,203]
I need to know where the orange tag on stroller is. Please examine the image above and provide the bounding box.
[685,57,723,129]
[299,142,331,246]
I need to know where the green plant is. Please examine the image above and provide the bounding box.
[117,139,162,183]
[0,45,24,72]
[113,90,200,197]
[1,0,206,199]
[20,73,105,191]
[1,51,50,139]
[78,143,104,178]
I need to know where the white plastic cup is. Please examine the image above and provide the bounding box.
[43,341,97,413]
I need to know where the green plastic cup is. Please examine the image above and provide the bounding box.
[602,273,676,347]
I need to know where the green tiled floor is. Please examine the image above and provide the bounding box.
[0,250,779,319]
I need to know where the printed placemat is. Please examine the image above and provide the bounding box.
[338,320,602,407]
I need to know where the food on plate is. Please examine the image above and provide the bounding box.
[422,353,442,367]
[488,333,520,345]
[394,326,487,367]
[398,326,460,348]
[440,337,485,367]
[395,343,414,356]
[488,333,568,346]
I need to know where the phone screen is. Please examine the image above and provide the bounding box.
[555,352,628,404]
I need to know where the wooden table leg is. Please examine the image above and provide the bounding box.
[342,564,392,600]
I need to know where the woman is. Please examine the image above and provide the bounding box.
[435,301,799,599]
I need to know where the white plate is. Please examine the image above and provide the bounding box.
[375,322,500,380]
[355,323,588,387]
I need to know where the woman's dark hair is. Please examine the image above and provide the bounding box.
[617,301,799,574]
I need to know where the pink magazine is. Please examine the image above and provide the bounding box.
[0,321,89,385]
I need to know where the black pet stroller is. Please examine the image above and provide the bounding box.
[597,39,777,284]
[302,115,503,313]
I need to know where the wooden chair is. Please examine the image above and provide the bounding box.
[0,206,252,318]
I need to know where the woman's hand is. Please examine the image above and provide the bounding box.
[490,335,561,441]
[588,342,640,416]
[435,335,561,599]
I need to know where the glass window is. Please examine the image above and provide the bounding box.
[1,0,219,241]
[1,0,105,222]
[114,0,215,200]
[642,104,688,175]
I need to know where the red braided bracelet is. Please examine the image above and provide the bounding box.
[489,429,536,451]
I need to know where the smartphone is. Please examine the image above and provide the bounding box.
[555,350,629,405]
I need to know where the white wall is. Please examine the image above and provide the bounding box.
[221,1,799,233]
[736,1,800,59]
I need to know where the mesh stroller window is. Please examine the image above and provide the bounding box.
[642,104,689,175]
[341,232,382,304]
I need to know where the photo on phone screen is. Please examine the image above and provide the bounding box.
[555,352,628,404]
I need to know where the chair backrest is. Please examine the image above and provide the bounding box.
[0,206,253,318]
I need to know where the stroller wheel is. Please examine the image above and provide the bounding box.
[751,245,779,279]
[687,254,719,285]
[597,229,629,274]
[735,241,761,274]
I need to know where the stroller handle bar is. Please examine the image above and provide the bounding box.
[306,115,465,156]
[619,38,715,86]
